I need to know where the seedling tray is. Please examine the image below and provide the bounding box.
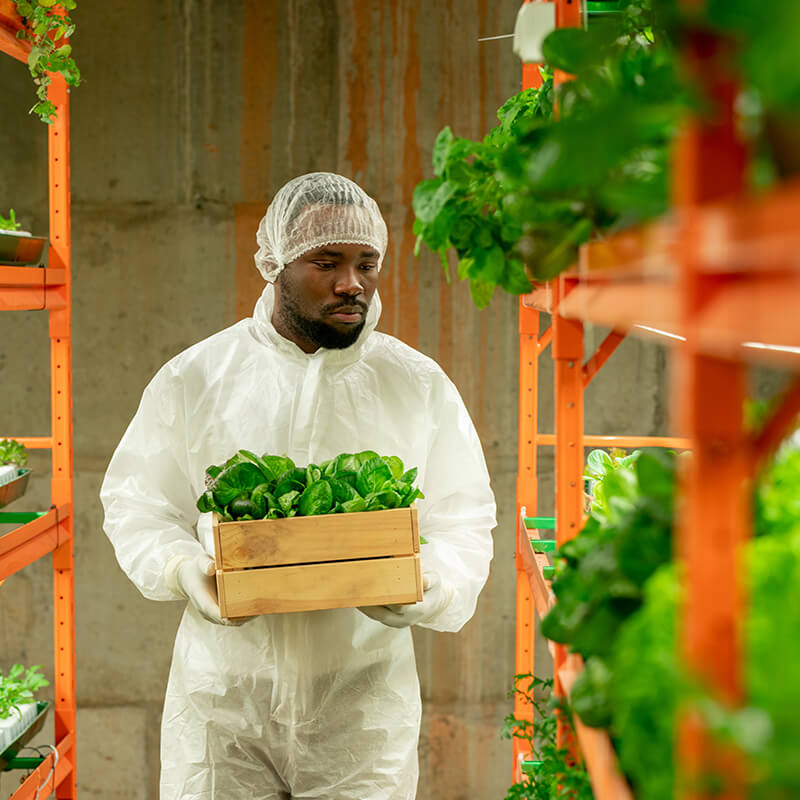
[213,505,423,617]
[0,232,47,266]
[0,469,31,509]
[0,702,50,771]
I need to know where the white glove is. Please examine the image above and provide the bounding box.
[358,572,454,629]
[164,553,249,627]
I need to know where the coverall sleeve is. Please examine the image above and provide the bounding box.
[417,374,496,633]
[100,364,206,601]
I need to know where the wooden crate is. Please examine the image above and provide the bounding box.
[213,505,423,617]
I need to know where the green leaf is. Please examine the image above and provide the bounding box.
[469,278,495,309]
[329,478,358,504]
[412,178,457,224]
[356,457,393,497]
[340,497,367,514]
[585,449,614,479]
[432,125,454,176]
[298,480,334,516]
[277,490,300,516]
[210,462,267,507]
[382,456,405,480]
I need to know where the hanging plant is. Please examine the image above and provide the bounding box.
[12,0,80,123]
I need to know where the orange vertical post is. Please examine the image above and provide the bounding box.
[515,299,539,773]
[513,27,547,771]
[48,72,76,800]
[674,14,748,800]
[551,276,583,757]
[551,0,582,753]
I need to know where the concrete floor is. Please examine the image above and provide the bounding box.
[0,2,678,797]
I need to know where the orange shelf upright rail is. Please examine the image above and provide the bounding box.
[0,18,77,800]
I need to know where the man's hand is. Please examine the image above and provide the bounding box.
[165,553,250,627]
[358,571,454,629]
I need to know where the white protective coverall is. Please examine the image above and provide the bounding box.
[100,175,496,800]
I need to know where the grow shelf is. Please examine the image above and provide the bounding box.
[0,701,50,770]
[0,9,76,799]
[522,178,800,364]
[518,508,553,619]
[0,505,70,582]
[5,731,73,800]
[559,655,633,800]
[0,232,47,266]
[0,0,29,62]
[0,468,30,508]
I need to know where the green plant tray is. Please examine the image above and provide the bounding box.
[585,0,625,12]
[543,566,555,580]
[530,538,556,553]
[524,516,556,530]
[0,469,31,510]
[0,232,47,266]
[522,759,544,776]
[0,702,50,771]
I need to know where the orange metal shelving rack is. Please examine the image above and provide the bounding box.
[513,0,800,797]
[0,2,76,798]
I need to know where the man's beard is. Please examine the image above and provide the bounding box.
[277,277,367,350]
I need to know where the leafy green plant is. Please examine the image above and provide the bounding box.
[502,674,593,800]
[0,210,22,232]
[0,665,48,720]
[0,439,28,468]
[549,431,800,798]
[412,0,684,307]
[197,449,425,522]
[541,449,675,728]
[12,0,80,123]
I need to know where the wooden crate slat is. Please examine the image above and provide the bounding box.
[218,553,422,617]
[214,505,418,568]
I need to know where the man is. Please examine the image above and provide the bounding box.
[101,172,496,800]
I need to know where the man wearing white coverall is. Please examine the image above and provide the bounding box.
[100,172,496,800]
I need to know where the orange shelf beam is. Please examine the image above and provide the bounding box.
[537,433,691,449]
[559,655,633,800]
[10,732,74,800]
[3,436,54,449]
[0,505,72,582]
[0,0,29,62]
[0,267,67,310]
[518,508,553,619]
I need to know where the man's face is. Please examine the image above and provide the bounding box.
[272,241,380,352]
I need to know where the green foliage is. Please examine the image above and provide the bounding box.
[754,436,800,539]
[613,520,800,800]
[12,0,80,123]
[197,449,425,522]
[0,664,48,720]
[502,674,593,800]
[554,431,800,799]
[540,449,675,728]
[0,438,28,468]
[0,210,22,231]
[413,1,684,305]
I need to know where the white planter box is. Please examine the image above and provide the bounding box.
[0,703,38,753]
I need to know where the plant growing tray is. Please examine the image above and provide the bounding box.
[0,231,47,266]
[214,505,423,617]
[0,702,50,771]
[0,469,31,509]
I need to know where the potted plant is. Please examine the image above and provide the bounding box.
[0,665,49,757]
[0,438,32,508]
[0,209,46,266]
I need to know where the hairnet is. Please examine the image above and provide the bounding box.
[254,172,389,282]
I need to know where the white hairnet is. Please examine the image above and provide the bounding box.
[254,172,389,282]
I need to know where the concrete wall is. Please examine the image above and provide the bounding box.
[0,2,674,798]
